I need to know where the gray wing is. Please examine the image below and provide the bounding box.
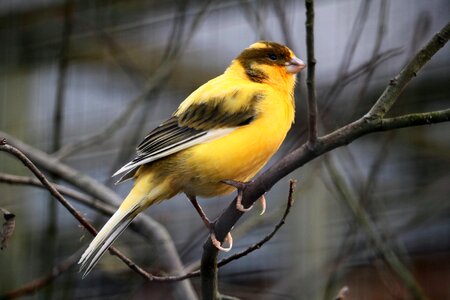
[113,117,206,183]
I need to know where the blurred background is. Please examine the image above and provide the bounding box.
[0,0,449,299]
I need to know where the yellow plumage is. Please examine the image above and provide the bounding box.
[79,41,305,276]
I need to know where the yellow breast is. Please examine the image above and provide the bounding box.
[172,86,294,197]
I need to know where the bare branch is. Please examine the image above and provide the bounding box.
[367,21,450,118]
[305,0,318,144]
[379,109,450,130]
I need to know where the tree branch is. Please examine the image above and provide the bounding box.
[367,21,450,118]
[379,109,450,130]
[305,0,318,144]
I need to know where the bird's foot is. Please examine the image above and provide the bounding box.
[221,179,267,215]
[210,229,233,252]
[186,193,233,252]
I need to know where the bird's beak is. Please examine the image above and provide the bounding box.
[286,57,306,74]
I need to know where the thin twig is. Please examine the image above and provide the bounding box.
[218,180,296,267]
[305,0,318,144]
[379,109,450,129]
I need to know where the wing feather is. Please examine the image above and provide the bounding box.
[113,83,265,183]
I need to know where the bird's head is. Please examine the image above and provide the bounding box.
[231,41,305,88]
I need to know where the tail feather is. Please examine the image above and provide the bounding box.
[78,205,139,278]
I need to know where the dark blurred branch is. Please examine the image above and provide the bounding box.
[324,157,427,299]
[0,131,122,205]
[322,135,393,299]
[45,2,72,296]
[321,0,372,106]
[199,21,449,299]
[0,251,80,300]
[305,0,318,144]
[356,0,389,102]
[337,0,372,77]
[53,0,72,153]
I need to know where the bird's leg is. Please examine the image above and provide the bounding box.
[185,194,233,252]
[221,179,267,215]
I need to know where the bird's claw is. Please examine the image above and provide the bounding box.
[222,179,267,214]
[210,231,233,252]
[259,194,266,215]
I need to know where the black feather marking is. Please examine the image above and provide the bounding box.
[236,41,292,83]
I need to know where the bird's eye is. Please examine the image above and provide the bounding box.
[268,53,277,61]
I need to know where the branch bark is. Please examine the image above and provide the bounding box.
[305,0,318,144]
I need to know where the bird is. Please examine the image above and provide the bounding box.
[78,41,305,277]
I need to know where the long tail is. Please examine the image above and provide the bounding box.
[78,203,140,278]
[78,171,171,278]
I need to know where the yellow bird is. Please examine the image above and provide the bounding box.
[79,41,305,277]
